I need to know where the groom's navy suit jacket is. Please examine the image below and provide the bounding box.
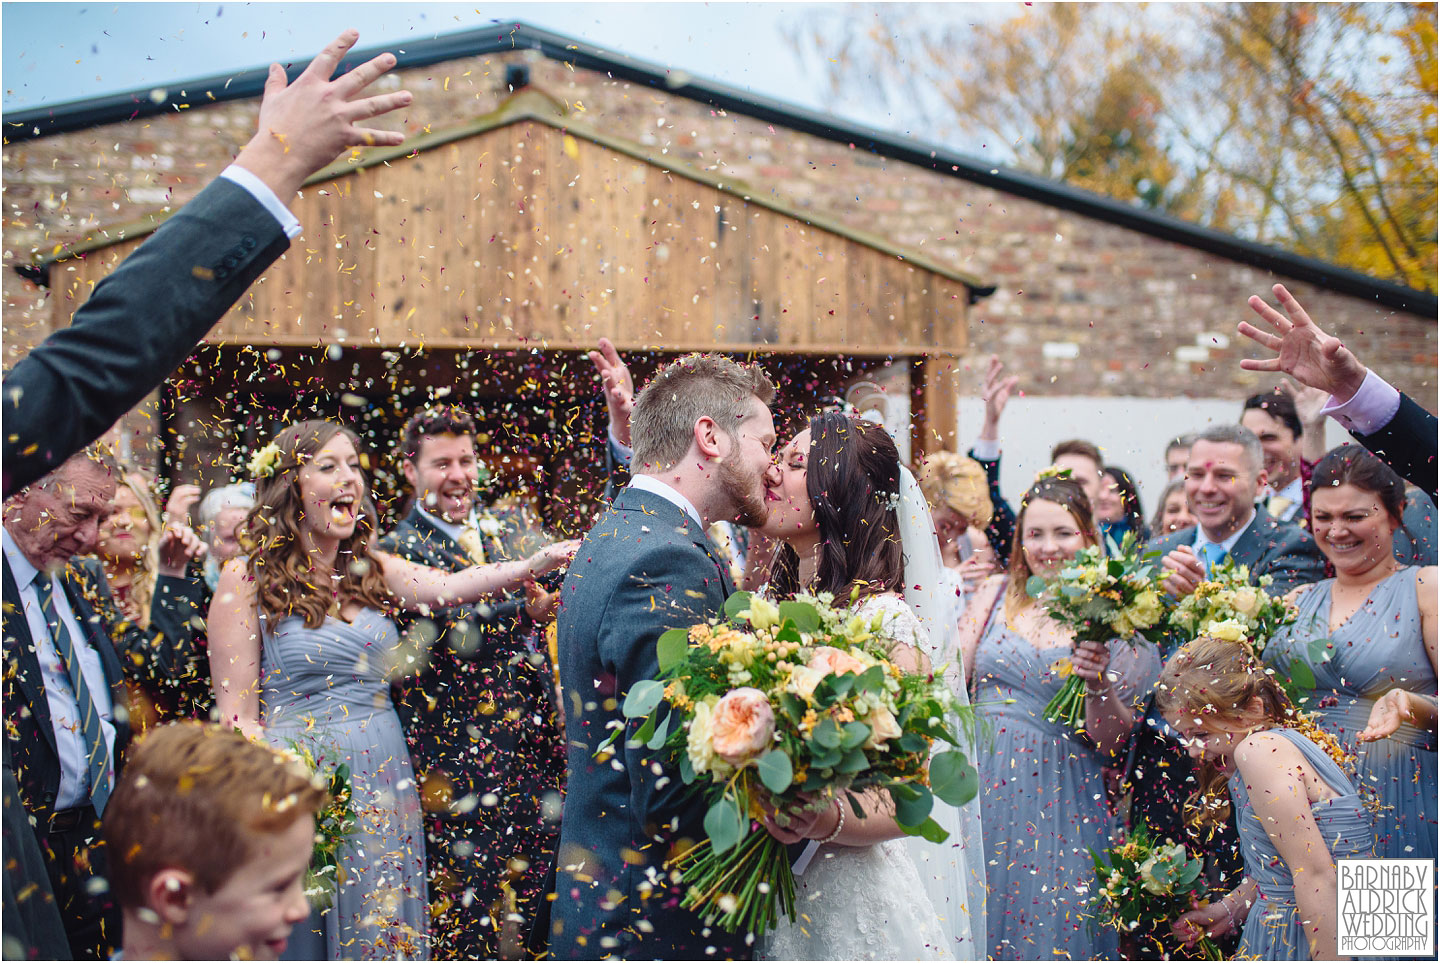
[550,486,746,960]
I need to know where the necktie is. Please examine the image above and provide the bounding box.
[1267,494,1294,519]
[455,526,488,566]
[32,573,112,813]
[1200,542,1228,575]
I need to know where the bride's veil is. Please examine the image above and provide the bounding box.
[896,465,988,958]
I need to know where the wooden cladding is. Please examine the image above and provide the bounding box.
[50,118,970,355]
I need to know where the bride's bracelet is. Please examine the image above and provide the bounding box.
[815,798,846,845]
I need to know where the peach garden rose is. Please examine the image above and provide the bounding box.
[710,687,776,765]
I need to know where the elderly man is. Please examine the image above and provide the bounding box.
[3,451,132,958]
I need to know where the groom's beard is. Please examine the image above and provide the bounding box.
[717,452,768,528]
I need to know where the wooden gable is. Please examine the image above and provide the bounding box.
[48,91,979,357]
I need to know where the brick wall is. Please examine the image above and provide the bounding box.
[5,48,1434,415]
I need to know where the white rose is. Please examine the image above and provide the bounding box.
[862,706,902,749]
[687,697,719,775]
[785,664,826,701]
[1231,587,1261,618]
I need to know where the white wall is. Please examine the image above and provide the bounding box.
[954,396,1355,518]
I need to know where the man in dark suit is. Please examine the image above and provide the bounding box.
[548,354,782,959]
[1,29,412,498]
[2,450,132,958]
[378,406,566,959]
[1240,283,1437,503]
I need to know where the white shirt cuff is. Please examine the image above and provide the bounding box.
[1320,369,1400,436]
[608,428,634,467]
[969,438,1001,462]
[220,164,302,239]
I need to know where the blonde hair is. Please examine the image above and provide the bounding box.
[110,469,164,628]
[103,722,327,904]
[1156,635,1355,834]
[1003,476,1098,621]
[918,452,993,530]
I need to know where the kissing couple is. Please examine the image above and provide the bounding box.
[546,350,985,960]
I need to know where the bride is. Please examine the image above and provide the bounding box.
[755,410,986,961]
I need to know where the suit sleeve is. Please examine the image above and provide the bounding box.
[1354,392,1438,504]
[598,541,726,833]
[2,177,290,497]
[968,447,1015,565]
[1258,531,1328,597]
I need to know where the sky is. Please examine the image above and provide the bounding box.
[2,2,907,122]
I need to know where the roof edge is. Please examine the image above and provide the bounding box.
[4,20,1431,315]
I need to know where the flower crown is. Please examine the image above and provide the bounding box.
[1033,465,1073,485]
[248,442,283,479]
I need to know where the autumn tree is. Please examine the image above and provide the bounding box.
[785,2,1437,292]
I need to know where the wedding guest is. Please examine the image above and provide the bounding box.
[103,722,323,961]
[378,406,566,959]
[1095,465,1147,546]
[1241,391,1310,525]
[1240,283,1436,502]
[958,475,1160,960]
[94,469,208,727]
[2,448,202,958]
[0,30,411,499]
[966,355,1019,565]
[1150,479,1197,536]
[918,450,995,620]
[1164,434,1196,482]
[197,484,255,588]
[1152,424,1326,598]
[1164,638,1373,961]
[1393,484,1439,567]
[1264,447,1437,862]
[209,420,576,961]
[1050,438,1105,507]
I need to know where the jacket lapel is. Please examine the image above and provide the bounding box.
[1228,507,1275,570]
[2,563,57,757]
[404,508,468,570]
[613,488,735,596]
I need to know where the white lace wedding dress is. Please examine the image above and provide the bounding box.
[760,595,955,962]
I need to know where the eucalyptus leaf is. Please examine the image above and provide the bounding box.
[756,749,793,794]
[646,711,671,751]
[704,796,747,854]
[1026,575,1048,598]
[892,783,934,826]
[777,600,822,633]
[1307,637,1334,664]
[841,720,872,750]
[837,747,870,773]
[679,750,696,784]
[779,692,805,724]
[632,712,657,747]
[930,752,979,806]
[813,717,844,749]
[622,679,665,719]
[896,815,950,844]
[723,591,754,622]
[656,628,689,673]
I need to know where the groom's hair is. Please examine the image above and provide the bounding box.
[630,354,775,471]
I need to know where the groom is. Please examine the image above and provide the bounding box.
[548,354,777,959]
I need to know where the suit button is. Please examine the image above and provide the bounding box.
[214,267,230,281]
[241,235,257,251]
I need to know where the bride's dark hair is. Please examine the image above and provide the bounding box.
[769,411,904,600]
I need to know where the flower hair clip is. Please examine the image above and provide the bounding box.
[1034,465,1073,484]
[879,489,902,511]
[248,442,283,479]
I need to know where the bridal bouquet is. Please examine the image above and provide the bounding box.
[607,589,977,935]
[1089,823,1222,960]
[278,739,357,911]
[1028,531,1169,731]
[1168,557,1296,657]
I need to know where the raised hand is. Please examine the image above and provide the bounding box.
[979,354,1019,441]
[527,539,581,579]
[157,520,208,578]
[235,29,413,200]
[163,483,202,525]
[1238,284,1367,404]
[588,337,635,448]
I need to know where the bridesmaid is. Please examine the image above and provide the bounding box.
[957,475,1160,960]
[1266,446,1437,860]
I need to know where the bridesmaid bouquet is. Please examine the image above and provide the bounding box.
[278,739,357,911]
[1168,557,1296,656]
[1027,531,1169,732]
[1088,823,1222,960]
[605,589,977,935]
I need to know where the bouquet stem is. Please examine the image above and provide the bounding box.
[1044,673,1088,731]
[669,828,797,934]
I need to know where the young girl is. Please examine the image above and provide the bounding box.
[1160,636,1375,961]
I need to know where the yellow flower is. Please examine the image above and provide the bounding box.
[248,441,282,479]
[1231,587,1261,618]
[1054,657,1075,678]
[1131,589,1162,627]
[1205,618,1249,643]
[738,596,780,630]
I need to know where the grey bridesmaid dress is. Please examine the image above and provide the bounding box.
[261,609,430,961]
[1267,569,1437,860]
[1228,728,1374,960]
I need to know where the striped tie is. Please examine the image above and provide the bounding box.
[32,573,113,814]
